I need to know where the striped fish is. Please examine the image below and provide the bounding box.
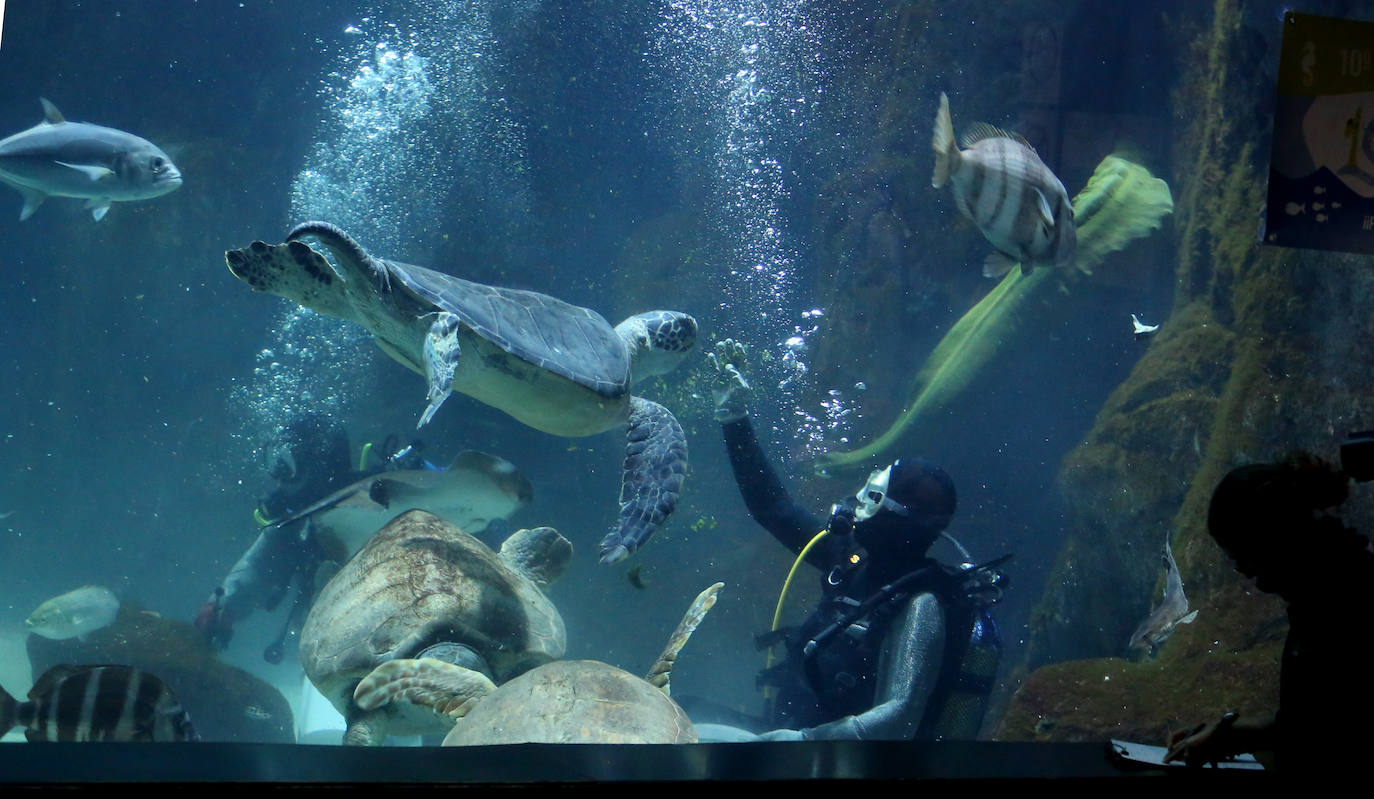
[1,664,198,742]
[932,92,1076,278]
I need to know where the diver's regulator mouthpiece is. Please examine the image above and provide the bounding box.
[827,503,856,538]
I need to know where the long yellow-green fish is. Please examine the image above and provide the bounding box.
[816,154,1173,473]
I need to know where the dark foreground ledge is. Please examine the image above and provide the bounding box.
[0,740,1263,788]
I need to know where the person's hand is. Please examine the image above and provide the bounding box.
[754,727,806,742]
[707,338,751,423]
[193,587,234,650]
[1164,712,1240,766]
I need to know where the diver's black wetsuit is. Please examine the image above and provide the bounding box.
[721,417,987,741]
[722,417,828,564]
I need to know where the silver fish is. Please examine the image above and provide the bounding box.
[1127,540,1198,656]
[25,585,120,640]
[1,665,197,742]
[932,92,1076,278]
[0,99,182,221]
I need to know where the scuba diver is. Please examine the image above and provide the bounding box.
[1165,447,1374,772]
[195,413,431,661]
[697,339,1007,742]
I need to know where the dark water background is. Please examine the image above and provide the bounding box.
[0,0,1249,736]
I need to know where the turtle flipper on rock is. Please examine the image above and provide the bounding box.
[353,582,724,744]
[225,222,697,563]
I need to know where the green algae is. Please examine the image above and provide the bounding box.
[1002,0,1358,742]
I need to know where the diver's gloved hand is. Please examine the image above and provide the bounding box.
[707,338,752,423]
[754,727,806,742]
[193,587,235,650]
[693,723,766,743]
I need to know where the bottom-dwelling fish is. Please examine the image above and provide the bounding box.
[1,664,198,742]
[1127,540,1199,657]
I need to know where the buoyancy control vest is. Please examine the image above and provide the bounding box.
[758,553,1007,739]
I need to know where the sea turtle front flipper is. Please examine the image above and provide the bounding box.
[645,582,723,695]
[598,397,687,564]
[342,709,388,746]
[420,312,462,428]
[354,657,497,720]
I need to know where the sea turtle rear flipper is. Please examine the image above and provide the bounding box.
[419,312,462,428]
[598,397,687,564]
[354,658,497,720]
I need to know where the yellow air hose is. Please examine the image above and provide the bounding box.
[764,528,830,699]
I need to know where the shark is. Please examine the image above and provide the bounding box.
[0,99,182,221]
[1128,539,1199,657]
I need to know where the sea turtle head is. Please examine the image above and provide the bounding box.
[225,240,358,322]
[614,311,698,384]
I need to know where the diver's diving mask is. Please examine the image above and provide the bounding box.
[267,443,298,483]
[854,465,911,522]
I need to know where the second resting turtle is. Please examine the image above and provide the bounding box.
[353,582,723,744]
[226,222,698,563]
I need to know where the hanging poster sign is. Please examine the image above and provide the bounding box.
[1264,12,1374,253]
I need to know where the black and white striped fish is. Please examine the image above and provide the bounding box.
[1,664,198,742]
[932,92,1076,278]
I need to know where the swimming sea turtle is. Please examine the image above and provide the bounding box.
[225,222,698,563]
[353,582,723,745]
[299,509,572,745]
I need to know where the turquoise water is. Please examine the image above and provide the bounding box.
[0,0,1339,764]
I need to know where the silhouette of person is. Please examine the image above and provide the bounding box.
[1166,452,1374,771]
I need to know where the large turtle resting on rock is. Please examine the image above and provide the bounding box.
[300,509,572,745]
[225,222,698,563]
[353,582,723,745]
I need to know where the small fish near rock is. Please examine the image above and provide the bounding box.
[25,585,120,641]
[1,664,198,742]
[1131,313,1160,339]
[932,92,1077,278]
[0,99,182,221]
